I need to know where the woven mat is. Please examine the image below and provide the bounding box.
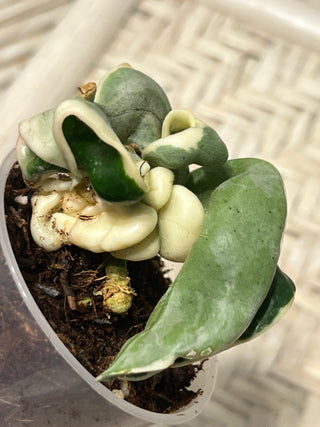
[1,1,319,426]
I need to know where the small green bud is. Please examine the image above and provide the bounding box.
[94,257,136,314]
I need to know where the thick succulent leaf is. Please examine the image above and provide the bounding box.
[16,138,64,181]
[96,158,287,381]
[142,110,228,170]
[172,268,295,369]
[17,109,69,180]
[185,165,230,208]
[19,109,68,170]
[94,64,171,149]
[235,267,295,344]
[54,99,147,201]
[17,98,148,202]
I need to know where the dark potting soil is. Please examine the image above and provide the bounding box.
[4,163,201,414]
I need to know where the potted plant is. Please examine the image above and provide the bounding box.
[1,64,294,425]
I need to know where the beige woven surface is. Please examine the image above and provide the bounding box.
[0,0,75,93]
[1,1,319,426]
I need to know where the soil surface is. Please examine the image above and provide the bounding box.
[4,163,201,414]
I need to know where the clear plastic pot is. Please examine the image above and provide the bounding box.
[0,149,217,427]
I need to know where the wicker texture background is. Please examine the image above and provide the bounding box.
[1,1,319,426]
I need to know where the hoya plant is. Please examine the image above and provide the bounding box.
[16,64,295,382]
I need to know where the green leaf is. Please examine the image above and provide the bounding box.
[96,158,288,381]
[94,65,171,149]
